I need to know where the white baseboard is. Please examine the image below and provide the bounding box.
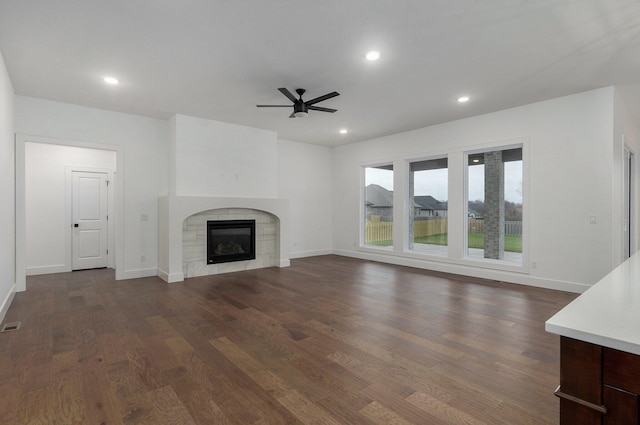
[157,268,184,283]
[289,249,332,259]
[278,259,291,267]
[0,284,16,324]
[332,249,590,294]
[118,267,158,281]
[26,264,68,276]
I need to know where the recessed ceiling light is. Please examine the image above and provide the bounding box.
[458,96,470,103]
[339,129,348,134]
[104,76,119,85]
[366,51,380,61]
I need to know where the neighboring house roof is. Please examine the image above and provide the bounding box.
[365,184,394,207]
[414,195,447,211]
[366,186,450,211]
[468,208,481,217]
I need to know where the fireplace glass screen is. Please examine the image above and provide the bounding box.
[207,220,256,264]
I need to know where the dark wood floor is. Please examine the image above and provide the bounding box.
[0,255,577,424]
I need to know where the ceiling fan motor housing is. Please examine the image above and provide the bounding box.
[293,102,308,114]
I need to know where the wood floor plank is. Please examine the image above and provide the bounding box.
[0,376,20,424]
[51,350,85,425]
[80,354,124,425]
[212,336,341,424]
[0,255,577,424]
[140,385,198,425]
[359,400,418,425]
[406,391,488,425]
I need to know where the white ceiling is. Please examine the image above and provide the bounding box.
[2,1,640,146]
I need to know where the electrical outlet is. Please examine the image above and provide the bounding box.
[141,255,146,262]
[531,261,537,269]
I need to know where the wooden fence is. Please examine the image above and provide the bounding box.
[505,221,522,236]
[365,221,393,243]
[365,219,522,243]
[414,219,447,238]
[469,219,522,236]
[468,218,483,234]
[365,219,448,243]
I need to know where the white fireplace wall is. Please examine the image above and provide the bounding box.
[183,208,277,277]
[171,114,278,198]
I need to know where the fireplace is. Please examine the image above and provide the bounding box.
[207,220,256,264]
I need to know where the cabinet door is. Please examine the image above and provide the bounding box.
[604,348,640,393]
[603,385,638,425]
[560,399,602,425]
[559,337,604,425]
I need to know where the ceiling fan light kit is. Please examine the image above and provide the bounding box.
[257,87,339,118]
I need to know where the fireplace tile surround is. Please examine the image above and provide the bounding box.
[158,196,289,283]
[183,209,276,277]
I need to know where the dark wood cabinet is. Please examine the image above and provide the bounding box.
[603,386,638,425]
[558,337,640,425]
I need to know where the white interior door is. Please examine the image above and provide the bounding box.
[72,171,108,270]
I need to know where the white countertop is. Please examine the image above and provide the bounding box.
[546,251,640,355]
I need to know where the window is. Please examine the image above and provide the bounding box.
[409,157,448,254]
[467,147,523,263]
[364,165,394,248]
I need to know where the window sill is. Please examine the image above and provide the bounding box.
[357,245,529,275]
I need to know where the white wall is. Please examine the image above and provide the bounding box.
[0,51,16,321]
[333,87,617,292]
[15,96,168,280]
[278,138,333,258]
[25,143,116,274]
[173,114,278,198]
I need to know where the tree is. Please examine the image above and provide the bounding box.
[468,200,484,217]
[505,201,522,221]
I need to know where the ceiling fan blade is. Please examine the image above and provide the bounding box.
[256,105,291,107]
[308,105,337,113]
[289,111,296,118]
[278,88,298,103]
[305,91,340,106]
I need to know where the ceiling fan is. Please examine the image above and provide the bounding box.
[257,88,340,118]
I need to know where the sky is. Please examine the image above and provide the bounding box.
[366,161,523,203]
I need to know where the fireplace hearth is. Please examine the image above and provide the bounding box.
[207,220,256,264]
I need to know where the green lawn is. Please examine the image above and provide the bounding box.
[366,240,394,247]
[367,233,522,252]
[416,233,522,252]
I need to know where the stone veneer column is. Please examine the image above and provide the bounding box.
[483,151,504,259]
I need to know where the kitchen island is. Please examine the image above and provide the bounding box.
[546,251,640,424]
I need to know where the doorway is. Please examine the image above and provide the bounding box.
[623,147,635,260]
[16,135,122,291]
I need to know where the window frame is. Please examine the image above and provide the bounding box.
[463,143,527,270]
[361,163,395,251]
[406,155,449,257]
